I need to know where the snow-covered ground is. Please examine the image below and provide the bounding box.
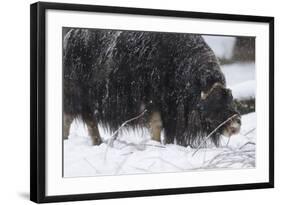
[64,112,256,177]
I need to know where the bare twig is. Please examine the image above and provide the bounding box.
[140,156,189,171]
[242,128,256,136]
[226,137,231,147]
[114,152,132,175]
[130,162,156,173]
[115,138,166,150]
[130,166,150,172]
[83,157,100,174]
[104,109,147,162]
[239,141,256,150]
[106,109,147,147]
[192,114,238,156]
[199,148,255,169]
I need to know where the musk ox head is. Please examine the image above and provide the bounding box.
[198,82,241,138]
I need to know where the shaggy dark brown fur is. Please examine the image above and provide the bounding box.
[63,28,241,147]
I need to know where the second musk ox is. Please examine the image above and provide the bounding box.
[63,28,241,147]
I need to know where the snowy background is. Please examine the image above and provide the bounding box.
[64,35,256,177]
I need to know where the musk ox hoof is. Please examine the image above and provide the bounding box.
[92,136,102,146]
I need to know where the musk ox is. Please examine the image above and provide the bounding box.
[63,28,241,147]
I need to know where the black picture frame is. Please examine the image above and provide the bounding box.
[30,1,274,203]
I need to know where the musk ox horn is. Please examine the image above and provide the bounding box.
[201,82,225,100]
[201,91,207,100]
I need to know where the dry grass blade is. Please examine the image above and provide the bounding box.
[192,114,238,156]
[243,128,256,136]
[104,109,147,161]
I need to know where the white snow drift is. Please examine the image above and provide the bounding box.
[64,112,256,177]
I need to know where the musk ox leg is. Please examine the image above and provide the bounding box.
[84,116,102,145]
[163,125,175,145]
[63,113,74,140]
[149,112,162,142]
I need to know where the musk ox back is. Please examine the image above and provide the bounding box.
[63,28,241,147]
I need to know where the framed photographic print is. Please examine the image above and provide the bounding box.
[30,1,274,203]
